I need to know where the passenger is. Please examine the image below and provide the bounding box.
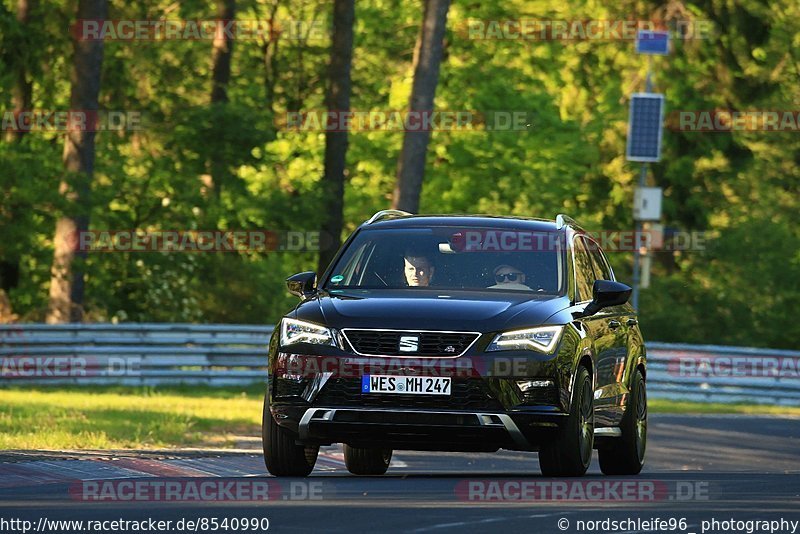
[488,264,532,290]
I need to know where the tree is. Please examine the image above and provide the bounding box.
[391,0,450,213]
[317,0,355,274]
[4,0,35,144]
[46,0,107,323]
[208,0,236,199]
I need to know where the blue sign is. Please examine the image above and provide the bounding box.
[636,30,670,55]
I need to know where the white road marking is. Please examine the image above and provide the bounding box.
[409,513,558,532]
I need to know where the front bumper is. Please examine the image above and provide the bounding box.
[269,350,574,452]
[301,407,533,451]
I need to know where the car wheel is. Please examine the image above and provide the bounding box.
[262,395,318,477]
[599,368,646,475]
[539,366,593,477]
[343,445,392,475]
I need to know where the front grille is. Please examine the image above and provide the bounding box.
[314,377,503,411]
[343,329,479,357]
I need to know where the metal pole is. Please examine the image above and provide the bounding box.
[632,162,647,311]
[633,61,653,312]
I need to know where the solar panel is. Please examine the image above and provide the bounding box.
[636,30,670,55]
[626,93,665,162]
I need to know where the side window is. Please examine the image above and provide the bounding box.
[331,241,372,285]
[572,237,596,302]
[586,239,613,281]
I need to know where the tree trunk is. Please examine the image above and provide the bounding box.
[392,0,450,213]
[211,0,236,104]
[4,0,36,143]
[317,0,356,274]
[208,0,236,200]
[260,0,280,115]
[0,262,19,322]
[46,0,107,323]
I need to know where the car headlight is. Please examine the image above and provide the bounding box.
[486,325,564,353]
[280,318,336,347]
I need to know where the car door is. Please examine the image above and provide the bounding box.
[585,239,631,425]
[572,236,624,427]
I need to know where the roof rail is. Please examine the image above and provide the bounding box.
[555,214,573,229]
[365,209,412,225]
[556,213,585,232]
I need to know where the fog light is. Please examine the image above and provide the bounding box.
[281,373,305,381]
[516,380,554,393]
[276,353,306,381]
[273,375,309,397]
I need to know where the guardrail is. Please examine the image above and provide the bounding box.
[0,323,273,387]
[1,324,798,406]
[646,342,800,406]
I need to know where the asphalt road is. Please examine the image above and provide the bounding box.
[0,415,798,534]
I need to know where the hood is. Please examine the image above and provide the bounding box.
[293,289,569,333]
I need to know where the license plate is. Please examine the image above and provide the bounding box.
[361,375,451,395]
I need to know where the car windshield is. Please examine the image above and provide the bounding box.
[324,226,564,294]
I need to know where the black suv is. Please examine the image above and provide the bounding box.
[262,212,647,477]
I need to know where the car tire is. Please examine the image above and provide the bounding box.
[598,368,646,475]
[539,366,593,477]
[343,445,392,475]
[262,395,318,477]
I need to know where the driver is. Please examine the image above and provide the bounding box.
[403,252,435,287]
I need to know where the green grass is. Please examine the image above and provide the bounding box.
[1,386,798,450]
[0,385,265,450]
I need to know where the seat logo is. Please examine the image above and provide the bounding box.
[398,335,419,352]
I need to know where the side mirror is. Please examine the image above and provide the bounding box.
[286,271,317,298]
[580,280,631,317]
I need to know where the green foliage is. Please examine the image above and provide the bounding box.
[0,0,797,348]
